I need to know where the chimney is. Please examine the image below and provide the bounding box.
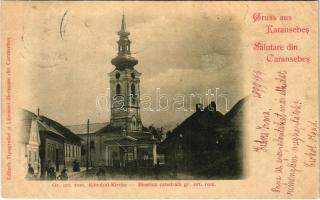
[209,101,217,111]
[196,103,203,112]
[37,107,40,116]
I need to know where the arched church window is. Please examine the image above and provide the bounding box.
[131,97,136,104]
[132,116,136,130]
[116,72,120,79]
[131,84,135,96]
[116,84,121,95]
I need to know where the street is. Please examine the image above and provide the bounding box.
[69,167,196,180]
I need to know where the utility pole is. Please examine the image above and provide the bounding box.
[86,119,89,171]
[89,123,92,167]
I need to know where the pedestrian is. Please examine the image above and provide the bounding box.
[48,167,56,180]
[57,168,68,180]
[96,168,106,180]
[28,163,34,175]
[173,162,178,178]
[26,163,35,180]
[45,160,51,179]
[73,159,80,172]
[153,161,160,179]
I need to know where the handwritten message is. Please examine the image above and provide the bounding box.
[251,12,318,197]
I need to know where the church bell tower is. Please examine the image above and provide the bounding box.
[109,14,142,132]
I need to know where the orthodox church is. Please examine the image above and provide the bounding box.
[68,15,157,168]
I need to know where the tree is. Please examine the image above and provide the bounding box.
[148,125,165,141]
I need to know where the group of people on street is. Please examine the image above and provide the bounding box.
[44,161,69,180]
[27,161,69,180]
[27,160,163,180]
[27,160,82,180]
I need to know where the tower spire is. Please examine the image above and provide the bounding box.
[118,13,129,36]
[121,12,126,32]
[112,14,138,70]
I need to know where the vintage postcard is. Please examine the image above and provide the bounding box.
[1,1,319,198]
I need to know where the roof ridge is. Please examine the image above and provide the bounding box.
[66,122,109,127]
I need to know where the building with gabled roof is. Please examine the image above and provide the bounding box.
[158,98,247,179]
[19,110,41,177]
[19,109,82,179]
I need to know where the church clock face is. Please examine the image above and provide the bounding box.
[116,72,120,79]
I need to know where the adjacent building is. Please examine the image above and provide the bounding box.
[158,98,247,179]
[19,110,41,176]
[19,109,82,178]
[39,115,82,173]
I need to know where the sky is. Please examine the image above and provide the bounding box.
[19,2,246,130]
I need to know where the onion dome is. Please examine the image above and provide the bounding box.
[111,14,138,70]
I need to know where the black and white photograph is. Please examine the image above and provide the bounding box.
[18,5,247,181]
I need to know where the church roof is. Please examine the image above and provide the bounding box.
[73,122,156,144]
[129,131,155,140]
[67,122,109,135]
[95,124,122,134]
[94,124,155,139]
[104,134,155,146]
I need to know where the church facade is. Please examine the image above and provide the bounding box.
[68,15,157,168]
